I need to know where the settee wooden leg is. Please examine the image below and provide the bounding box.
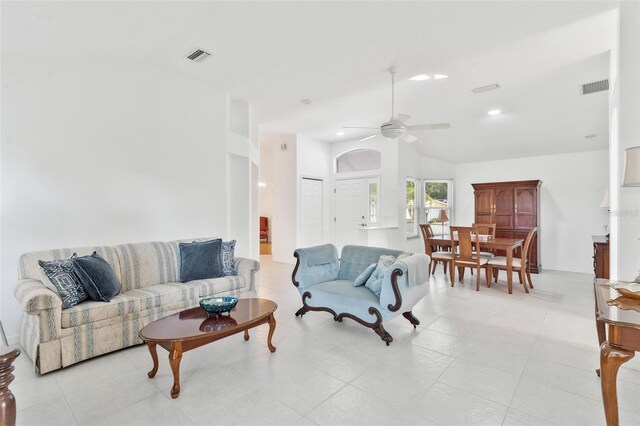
[402,311,420,328]
[295,306,310,317]
[373,324,393,346]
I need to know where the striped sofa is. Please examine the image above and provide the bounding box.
[14,237,260,374]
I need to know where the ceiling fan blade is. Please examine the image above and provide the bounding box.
[343,126,379,130]
[407,123,451,131]
[357,134,378,142]
[401,134,418,143]
[394,114,411,124]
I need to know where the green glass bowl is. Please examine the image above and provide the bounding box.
[199,297,238,316]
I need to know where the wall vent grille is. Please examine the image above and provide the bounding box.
[581,79,609,95]
[187,49,212,62]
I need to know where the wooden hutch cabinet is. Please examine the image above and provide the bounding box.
[472,180,542,273]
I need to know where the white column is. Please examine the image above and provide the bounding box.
[612,0,640,280]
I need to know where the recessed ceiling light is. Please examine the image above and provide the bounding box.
[336,132,345,136]
[433,74,448,80]
[301,99,312,105]
[409,74,431,81]
[259,182,267,187]
[487,109,502,116]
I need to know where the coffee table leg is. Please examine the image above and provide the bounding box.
[244,330,250,341]
[267,313,277,353]
[169,342,183,399]
[147,342,158,378]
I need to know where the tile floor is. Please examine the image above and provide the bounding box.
[12,257,640,425]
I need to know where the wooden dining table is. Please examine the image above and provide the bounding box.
[427,235,524,294]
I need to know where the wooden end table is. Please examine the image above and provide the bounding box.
[139,298,277,399]
[594,279,640,426]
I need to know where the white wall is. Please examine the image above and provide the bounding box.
[397,142,427,254]
[263,134,297,264]
[228,154,250,259]
[610,1,640,281]
[1,60,257,339]
[454,150,609,273]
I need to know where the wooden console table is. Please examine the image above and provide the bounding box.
[594,279,640,425]
[593,236,610,279]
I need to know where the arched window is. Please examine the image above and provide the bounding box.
[335,149,381,173]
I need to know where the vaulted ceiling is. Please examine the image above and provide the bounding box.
[2,1,616,162]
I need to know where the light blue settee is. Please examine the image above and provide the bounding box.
[292,244,430,345]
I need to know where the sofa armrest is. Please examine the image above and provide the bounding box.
[234,257,260,291]
[14,279,63,342]
[14,279,62,312]
[379,254,430,312]
[293,245,340,290]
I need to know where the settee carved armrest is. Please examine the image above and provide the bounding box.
[380,254,430,312]
[14,279,62,313]
[292,245,340,289]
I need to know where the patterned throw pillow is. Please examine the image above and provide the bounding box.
[221,240,237,276]
[365,255,397,297]
[39,254,89,309]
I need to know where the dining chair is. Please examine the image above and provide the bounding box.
[469,223,496,276]
[488,227,538,293]
[471,223,496,258]
[420,224,451,274]
[449,225,492,291]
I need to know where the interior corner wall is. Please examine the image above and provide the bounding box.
[454,150,609,273]
[0,60,231,339]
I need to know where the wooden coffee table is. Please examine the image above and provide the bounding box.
[139,298,277,399]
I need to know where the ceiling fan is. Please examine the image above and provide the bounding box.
[343,68,450,143]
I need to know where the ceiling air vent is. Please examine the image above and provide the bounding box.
[186,49,212,63]
[581,79,609,95]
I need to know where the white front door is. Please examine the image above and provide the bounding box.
[335,178,367,251]
[300,178,324,247]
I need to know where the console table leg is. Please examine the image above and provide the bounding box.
[244,330,250,341]
[169,342,183,399]
[600,341,634,426]
[147,343,158,378]
[267,313,277,353]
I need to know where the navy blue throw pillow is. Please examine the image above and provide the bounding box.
[72,252,121,302]
[180,239,223,282]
